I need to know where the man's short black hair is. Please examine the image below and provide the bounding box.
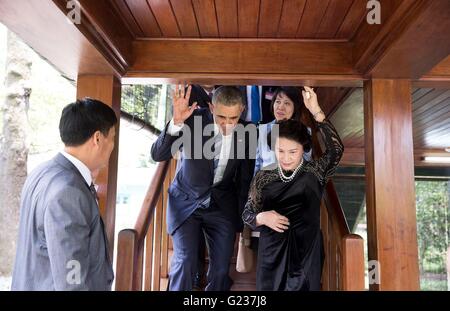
[59,98,118,147]
[212,86,244,107]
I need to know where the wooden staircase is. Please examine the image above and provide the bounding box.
[115,125,365,291]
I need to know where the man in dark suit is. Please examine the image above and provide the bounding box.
[188,85,216,108]
[12,98,117,290]
[241,85,278,124]
[151,85,255,291]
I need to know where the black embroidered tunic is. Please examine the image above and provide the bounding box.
[242,120,344,291]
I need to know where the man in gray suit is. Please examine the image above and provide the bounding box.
[11,98,117,290]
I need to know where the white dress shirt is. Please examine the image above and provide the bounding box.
[60,151,93,186]
[167,118,233,184]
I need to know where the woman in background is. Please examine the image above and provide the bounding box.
[254,86,311,174]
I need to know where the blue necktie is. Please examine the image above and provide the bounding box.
[251,85,261,124]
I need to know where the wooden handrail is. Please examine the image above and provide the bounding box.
[115,160,171,291]
[134,161,170,243]
[323,182,350,237]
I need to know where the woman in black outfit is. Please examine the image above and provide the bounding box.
[242,87,344,291]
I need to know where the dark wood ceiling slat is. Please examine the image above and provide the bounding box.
[316,0,354,39]
[416,124,450,141]
[332,86,450,151]
[424,126,450,140]
[125,0,162,37]
[278,0,307,38]
[170,0,200,37]
[215,0,238,37]
[191,0,219,37]
[121,0,379,40]
[414,101,450,129]
[147,0,181,37]
[414,126,450,148]
[112,0,144,37]
[412,89,449,113]
[335,0,366,39]
[258,0,284,38]
[296,0,331,38]
[412,87,433,102]
[413,92,450,120]
[238,0,260,37]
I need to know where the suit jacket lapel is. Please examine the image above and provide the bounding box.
[205,111,216,176]
[54,153,90,190]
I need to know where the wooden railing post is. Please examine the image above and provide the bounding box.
[115,229,137,291]
[341,234,365,290]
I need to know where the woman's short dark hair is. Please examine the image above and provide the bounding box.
[268,119,311,153]
[270,86,304,121]
[59,97,118,147]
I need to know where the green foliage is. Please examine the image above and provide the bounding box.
[415,181,449,289]
[121,85,164,129]
[420,277,448,291]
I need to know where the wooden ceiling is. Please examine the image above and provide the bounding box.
[113,0,367,39]
[330,87,450,163]
[412,88,450,149]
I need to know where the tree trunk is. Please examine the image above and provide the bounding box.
[0,31,32,276]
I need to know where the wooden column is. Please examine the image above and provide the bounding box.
[364,79,420,290]
[76,74,121,260]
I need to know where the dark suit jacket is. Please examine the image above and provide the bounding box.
[240,86,278,123]
[188,85,213,108]
[151,108,255,235]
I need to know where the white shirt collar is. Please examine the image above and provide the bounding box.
[60,151,93,186]
[213,123,234,139]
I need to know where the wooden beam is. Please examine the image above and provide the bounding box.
[415,55,450,88]
[0,0,118,80]
[129,39,360,86]
[426,55,450,77]
[364,79,420,290]
[354,0,450,79]
[76,75,121,261]
[122,74,363,87]
[52,0,133,75]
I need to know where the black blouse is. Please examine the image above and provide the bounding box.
[242,119,344,229]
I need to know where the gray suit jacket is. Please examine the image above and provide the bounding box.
[11,153,114,290]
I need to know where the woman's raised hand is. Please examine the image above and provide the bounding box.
[256,210,290,233]
[302,86,325,122]
[172,84,198,125]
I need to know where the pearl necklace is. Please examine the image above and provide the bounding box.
[278,159,304,183]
